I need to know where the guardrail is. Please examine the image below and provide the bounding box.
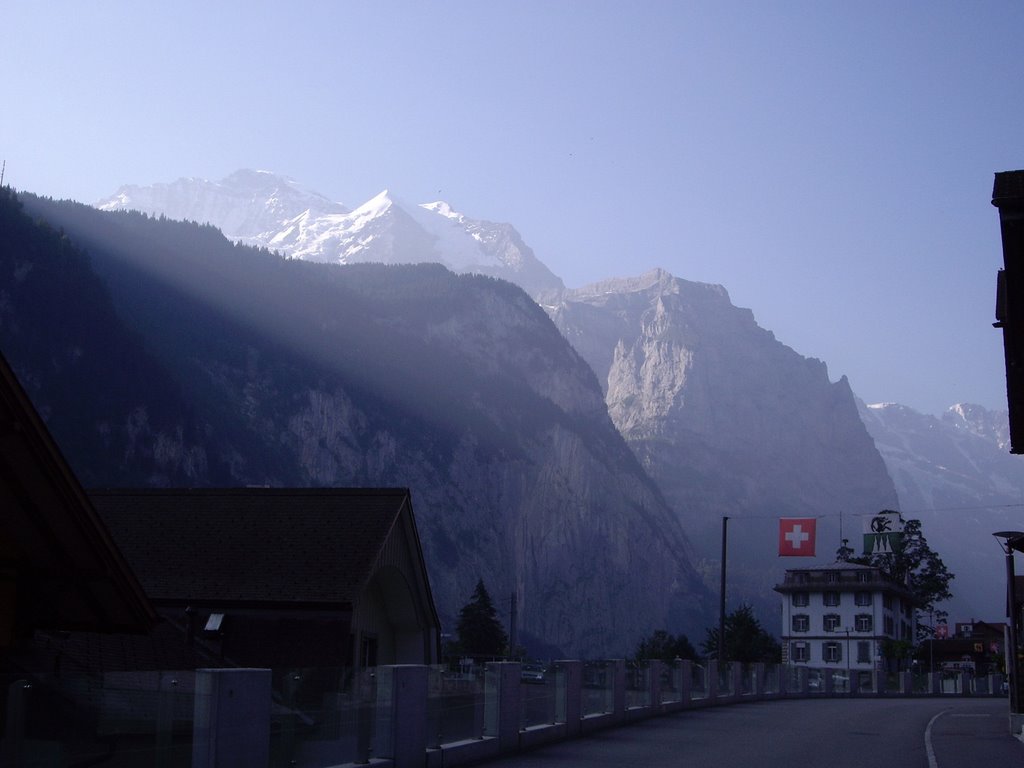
[0,660,1005,767]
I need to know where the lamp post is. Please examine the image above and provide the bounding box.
[845,627,851,690]
[993,531,1023,715]
[929,610,934,675]
[719,516,728,668]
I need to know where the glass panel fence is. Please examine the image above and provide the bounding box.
[427,664,484,746]
[762,664,780,695]
[739,664,755,695]
[625,662,650,709]
[717,663,733,697]
[519,662,561,729]
[1,670,196,768]
[659,661,683,704]
[581,661,614,716]
[270,667,380,768]
[689,663,708,700]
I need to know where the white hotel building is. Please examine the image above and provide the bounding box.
[774,562,915,673]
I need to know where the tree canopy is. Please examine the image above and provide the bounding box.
[701,604,781,663]
[455,579,508,657]
[841,514,954,620]
[633,629,697,663]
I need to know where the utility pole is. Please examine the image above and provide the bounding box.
[509,591,517,659]
[719,516,728,667]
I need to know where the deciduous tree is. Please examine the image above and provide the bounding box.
[842,514,954,635]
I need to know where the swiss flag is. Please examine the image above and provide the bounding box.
[779,518,816,557]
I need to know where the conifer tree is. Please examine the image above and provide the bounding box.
[701,604,781,663]
[455,579,508,657]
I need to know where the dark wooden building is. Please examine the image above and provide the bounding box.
[89,488,441,670]
[0,352,155,667]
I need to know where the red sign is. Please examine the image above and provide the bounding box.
[779,518,817,557]
[935,623,948,639]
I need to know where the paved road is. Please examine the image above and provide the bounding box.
[488,699,1022,768]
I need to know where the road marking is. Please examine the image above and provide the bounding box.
[925,709,951,768]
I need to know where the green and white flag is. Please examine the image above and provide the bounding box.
[863,512,904,555]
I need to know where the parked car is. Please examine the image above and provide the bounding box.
[521,664,546,684]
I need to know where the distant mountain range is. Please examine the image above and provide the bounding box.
[95,170,1024,626]
[3,189,707,658]
[859,400,1023,621]
[97,170,564,298]
[4,168,1018,650]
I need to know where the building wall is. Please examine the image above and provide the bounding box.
[778,566,913,671]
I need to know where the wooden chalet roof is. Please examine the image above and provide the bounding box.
[0,351,155,633]
[89,488,421,606]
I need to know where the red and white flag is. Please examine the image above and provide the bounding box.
[779,518,816,557]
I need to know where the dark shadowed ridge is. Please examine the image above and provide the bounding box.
[1,190,713,657]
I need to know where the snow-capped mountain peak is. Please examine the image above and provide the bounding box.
[420,200,464,222]
[95,171,566,297]
[96,169,348,243]
[355,189,396,218]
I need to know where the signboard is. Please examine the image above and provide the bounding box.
[863,512,904,555]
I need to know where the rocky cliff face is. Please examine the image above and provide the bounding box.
[550,270,899,608]
[4,192,710,658]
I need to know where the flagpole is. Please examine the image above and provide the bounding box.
[719,516,728,666]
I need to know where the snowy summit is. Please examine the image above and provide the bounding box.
[96,171,564,297]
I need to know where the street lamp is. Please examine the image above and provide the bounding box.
[840,627,851,692]
[993,531,1024,715]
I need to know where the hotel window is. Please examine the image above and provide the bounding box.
[792,614,810,633]
[823,641,842,663]
[857,641,871,664]
[854,591,871,606]
[790,642,809,662]
[826,570,840,583]
[792,592,809,607]
[823,613,841,632]
[823,591,840,607]
[884,616,895,635]
[856,571,871,583]
[883,595,893,610]
[855,614,872,632]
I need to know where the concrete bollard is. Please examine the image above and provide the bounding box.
[192,668,271,768]
[611,660,626,720]
[378,665,428,768]
[555,660,583,735]
[484,662,521,753]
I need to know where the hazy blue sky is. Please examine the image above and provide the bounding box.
[3,1,1022,415]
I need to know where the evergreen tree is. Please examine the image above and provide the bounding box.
[701,604,781,663]
[455,579,508,657]
[633,629,697,663]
